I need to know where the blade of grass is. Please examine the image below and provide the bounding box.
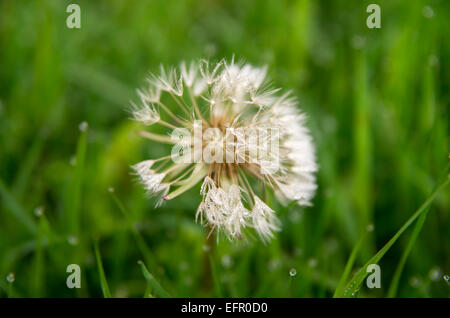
[94,240,112,298]
[340,170,449,297]
[333,225,373,297]
[0,179,37,235]
[138,260,170,298]
[143,282,153,298]
[387,162,450,297]
[32,214,46,297]
[12,101,64,200]
[209,254,224,297]
[66,123,88,235]
[353,53,375,261]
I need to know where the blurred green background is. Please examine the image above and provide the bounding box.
[0,0,449,298]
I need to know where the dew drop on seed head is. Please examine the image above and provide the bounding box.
[6,272,15,283]
[289,268,297,277]
[79,121,88,132]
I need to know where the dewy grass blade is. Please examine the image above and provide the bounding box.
[341,169,449,297]
[94,240,112,298]
[67,122,88,235]
[333,226,372,297]
[138,260,171,298]
[0,179,37,235]
[387,162,450,297]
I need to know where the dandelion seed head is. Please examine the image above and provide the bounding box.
[130,58,318,242]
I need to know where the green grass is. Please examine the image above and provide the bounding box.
[0,0,449,298]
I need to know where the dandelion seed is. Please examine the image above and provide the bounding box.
[130,59,318,242]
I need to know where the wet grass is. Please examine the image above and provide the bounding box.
[0,0,449,297]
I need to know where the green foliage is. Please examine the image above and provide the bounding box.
[0,0,449,297]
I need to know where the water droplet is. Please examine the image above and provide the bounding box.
[268,259,281,272]
[351,35,366,50]
[428,54,439,67]
[308,258,318,268]
[184,276,193,286]
[351,289,360,297]
[34,206,44,217]
[409,276,421,288]
[443,275,450,283]
[294,247,303,256]
[70,156,77,166]
[79,121,88,132]
[221,255,233,268]
[289,268,297,277]
[366,224,374,232]
[288,210,302,223]
[67,235,79,246]
[428,267,441,282]
[422,6,434,18]
[179,261,188,271]
[202,245,211,253]
[6,272,15,283]
[108,187,115,193]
